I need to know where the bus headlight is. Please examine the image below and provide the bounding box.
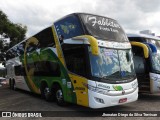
[94,97,105,104]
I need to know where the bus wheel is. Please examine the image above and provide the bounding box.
[41,85,52,101]
[11,79,16,90]
[55,86,66,106]
[9,79,12,89]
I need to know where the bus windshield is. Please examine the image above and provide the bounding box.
[89,47,135,82]
[151,53,160,73]
[146,38,160,50]
[80,14,128,42]
[146,38,160,73]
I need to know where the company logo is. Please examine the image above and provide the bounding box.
[2,112,11,117]
[1,112,42,117]
[88,16,121,28]
[113,85,123,91]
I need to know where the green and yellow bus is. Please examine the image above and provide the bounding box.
[127,33,160,94]
[5,13,138,108]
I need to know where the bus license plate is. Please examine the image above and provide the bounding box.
[119,98,127,103]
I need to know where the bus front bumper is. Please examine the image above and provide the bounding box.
[88,87,138,109]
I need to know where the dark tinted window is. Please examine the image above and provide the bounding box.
[62,44,87,77]
[128,37,146,42]
[6,48,17,60]
[80,14,128,42]
[17,42,25,55]
[6,51,13,60]
[6,27,55,60]
[15,65,26,76]
[34,27,55,48]
[54,15,84,39]
[28,61,61,77]
[15,65,21,76]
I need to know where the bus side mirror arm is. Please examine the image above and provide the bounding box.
[130,41,149,58]
[72,35,99,56]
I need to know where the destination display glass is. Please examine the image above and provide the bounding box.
[80,14,128,42]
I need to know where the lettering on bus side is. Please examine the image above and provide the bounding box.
[75,87,85,91]
[97,84,110,89]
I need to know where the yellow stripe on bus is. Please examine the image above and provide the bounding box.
[51,26,89,106]
[51,26,65,66]
[69,74,89,107]
[72,35,99,56]
[24,37,40,94]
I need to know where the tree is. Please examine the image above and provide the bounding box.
[0,10,27,61]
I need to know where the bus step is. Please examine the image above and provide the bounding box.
[140,85,150,88]
[139,90,150,93]
[139,90,151,95]
[139,85,150,91]
[139,82,150,85]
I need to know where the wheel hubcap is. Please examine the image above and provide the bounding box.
[56,90,63,102]
[44,87,50,97]
[14,84,16,89]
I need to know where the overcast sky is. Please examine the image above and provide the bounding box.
[0,0,160,68]
[0,0,160,37]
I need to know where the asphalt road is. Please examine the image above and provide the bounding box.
[0,85,160,120]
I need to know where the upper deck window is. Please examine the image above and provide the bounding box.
[80,14,128,42]
[54,15,84,39]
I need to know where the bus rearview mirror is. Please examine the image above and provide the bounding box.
[72,35,99,56]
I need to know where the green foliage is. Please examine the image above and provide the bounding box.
[0,10,27,61]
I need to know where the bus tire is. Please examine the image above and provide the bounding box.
[41,84,52,101]
[9,79,12,89]
[55,85,66,106]
[11,79,16,90]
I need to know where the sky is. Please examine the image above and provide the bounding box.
[0,0,160,37]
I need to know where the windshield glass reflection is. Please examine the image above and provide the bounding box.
[89,47,135,81]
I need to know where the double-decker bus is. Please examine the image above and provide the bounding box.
[127,33,160,94]
[5,13,138,108]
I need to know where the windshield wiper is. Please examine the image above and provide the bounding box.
[109,71,120,77]
[101,76,110,80]
[100,71,136,81]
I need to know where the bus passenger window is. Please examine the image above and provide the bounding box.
[15,65,26,76]
[15,66,21,76]
[34,27,55,48]
[34,61,61,77]
[62,45,87,77]
[45,61,61,77]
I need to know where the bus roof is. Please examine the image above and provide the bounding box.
[8,13,116,52]
[127,33,160,41]
[54,12,117,23]
[7,13,123,52]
